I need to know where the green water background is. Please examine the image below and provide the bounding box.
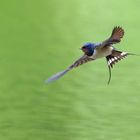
[0,0,140,139]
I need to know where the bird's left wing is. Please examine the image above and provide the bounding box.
[46,55,94,83]
[96,26,124,48]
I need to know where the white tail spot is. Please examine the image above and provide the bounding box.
[121,52,127,56]
[111,58,115,62]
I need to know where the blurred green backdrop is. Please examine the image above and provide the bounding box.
[0,0,140,140]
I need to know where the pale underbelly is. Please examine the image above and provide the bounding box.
[91,47,113,59]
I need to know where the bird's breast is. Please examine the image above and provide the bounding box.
[91,46,113,59]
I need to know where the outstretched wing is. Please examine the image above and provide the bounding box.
[106,50,128,84]
[46,55,94,83]
[97,26,124,48]
[69,55,95,68]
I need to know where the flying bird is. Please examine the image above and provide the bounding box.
[46,26,138,84]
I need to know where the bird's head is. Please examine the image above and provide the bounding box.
[81,42,95,56]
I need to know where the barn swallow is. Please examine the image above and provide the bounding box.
[46,26,138,84]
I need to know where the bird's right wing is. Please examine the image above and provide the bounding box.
[46,55,94,83]
[69,54,94,68]
[96,26,125,48]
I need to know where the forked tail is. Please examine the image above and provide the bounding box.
[106,51,140,85]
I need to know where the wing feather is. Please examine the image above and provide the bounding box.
[46,55,94,83]
[69,55,94,68]
[97,26,125,48]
